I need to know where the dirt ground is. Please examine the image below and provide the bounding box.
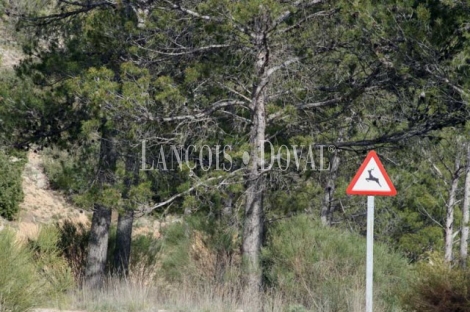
[14,151,90,241]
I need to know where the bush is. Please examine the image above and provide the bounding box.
[157,221,193,283]
[28,226,75,296]
[42,147,90,194]
[402,253,470,312]
[55,219,163,284]
[0,150,25,220]
[0,227,72,312]
[132,217,224,285]
[0,229,42,311]
[154,216,235,285]
[54,219,163,284]
[262,215,411,311]
[56,220,89,283]
[130,233,161,269]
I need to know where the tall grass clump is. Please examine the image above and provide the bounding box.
[0,150,25,220]
[56,220,89,282]
[0,227,73,311]
[155,221,195,283]
[0,229,41,311]
[28,225,75,297]
[262,215,411,311]
[402,252,470,312]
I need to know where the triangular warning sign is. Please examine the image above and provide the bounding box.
[346,150,397,196]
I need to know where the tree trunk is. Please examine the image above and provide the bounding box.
[222,191,234,226]
[222,193,233,219]
[445,157,461,263]
[84,204,112,289]
[320,149,341,226]
[243,175,265,292]
[460,143,470,268]
[84,119,117,288]
[242,12,269,295]
[114,209,134,276]
[215,191,235,283]
[114,154,138,276]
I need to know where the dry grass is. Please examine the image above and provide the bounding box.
[34,310,86,312]
[39,251,398,312]
[56,277,395,312]
[68,278,284,312]
[15,221,41,242]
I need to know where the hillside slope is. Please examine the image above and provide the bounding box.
[15,151,90,240]
[0,14,22,69]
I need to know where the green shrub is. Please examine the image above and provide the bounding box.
[262,215,411,311]
[42,147,98,200]
[0,150,25,220]
[0,227,72,312]
[157,221,193,283]
[0,229,41,311]
[56,220,89,282]
[402,253,470,312]
[130,233,161,269]
[28,226,75,297]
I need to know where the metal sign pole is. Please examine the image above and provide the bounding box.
[366,195,374,312]
[346,151,397,311]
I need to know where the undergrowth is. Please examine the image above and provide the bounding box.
[0,226,73,312]
[50,215,414,311]
[402,252,470,312]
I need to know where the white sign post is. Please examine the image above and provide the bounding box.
[366,195,374,312]
[346,151,396,312]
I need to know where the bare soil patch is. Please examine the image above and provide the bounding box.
[15,152,90,240]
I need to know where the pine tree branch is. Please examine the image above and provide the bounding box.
[140,175,223,214]
[268,67,381,123]
[333,114,467,150]
[144,100,248,122]
[140,168,244,214]
[23,1,115,25]
[138,44,232,56]
[424,65,469,98]
[162,0,213,21]
[278,9,337,34]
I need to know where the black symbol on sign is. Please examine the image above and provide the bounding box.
[366,168,381,187]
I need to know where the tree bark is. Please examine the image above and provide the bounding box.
[215,190,235,283]
[114,209,134,276]
[320,149,341,226]
[84,204,112,289]
[445,156,461,263]
[84,119,117,288]
[222,191,234,226]
[460,142,470,268]
[242,12,269,295]
[242,175,265,292]
[114,154,138,276]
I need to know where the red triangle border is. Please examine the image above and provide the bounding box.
[346,150,397,196]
